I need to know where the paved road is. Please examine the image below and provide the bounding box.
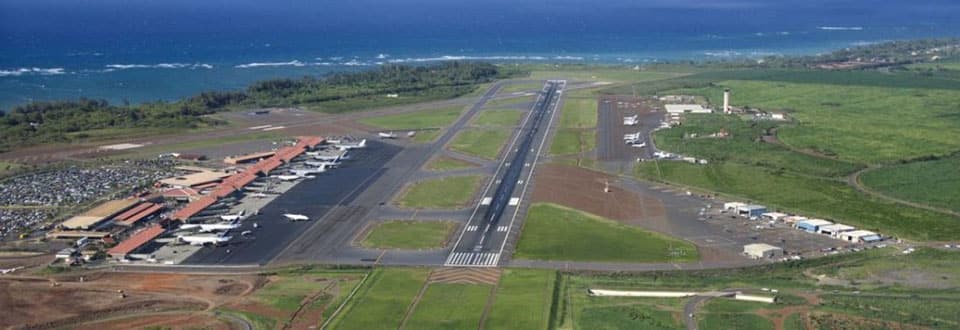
[445,81,565,267]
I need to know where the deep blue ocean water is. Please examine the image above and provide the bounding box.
[1,0,959,109]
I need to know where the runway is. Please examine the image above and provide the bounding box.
[181,141,401,265]
[445,80,566,267]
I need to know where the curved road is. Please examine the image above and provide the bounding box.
[848,167,960,217]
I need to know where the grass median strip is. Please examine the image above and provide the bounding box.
[448,128,511,160]
[404,283,492,329]
[396,175,482,209]
[334,268,430,330]
[361,220,455,250]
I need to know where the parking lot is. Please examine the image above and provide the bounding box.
[596,95,662,162]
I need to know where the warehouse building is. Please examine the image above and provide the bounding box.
[60,199,140,230]
[737,205,767,217]
[743,243,783,259]
[796,219,833,233]
[665,104,713,114]
[840,230,882,243]
[761,212,788,221]
[724,202,746,210]
[818,223,855,237]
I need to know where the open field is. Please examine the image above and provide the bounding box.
[471,109,523,127]
[653,114,863,177]
[0,161,23,177]
[549,128,594,156]
[411,128,442,143]
[698,312,773,330]
[405,282,492,329]
[485,269,556,330]
[448,128,511,160]
[396,175,482,209]
[483,96,531,109]
[514,203,699,263]
[332,268,429,330]
[361,220,455,249]
[636,161,960,241]
[551,88,599,156]
[357,105,464,131]
[671,78,960,163]
[498,82,546,94]
[527,65,685,83]
[812,247,960,289]
[860,154,960,212]
[425,156,478,171]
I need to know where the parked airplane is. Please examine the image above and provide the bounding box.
[290,167,325,177]
[0,266,23,275]
[623,115,638,125]
[378,132,397,139]
[335,139,366,151]
[312,153,344,162]
[219,209,246,221]
[631,142,647,148]
[177,234,232,246]
[274,173,315,181]
[283,213,309,221]
[180,221,241,233]
[305,160,338,168]
[623,132,642,140]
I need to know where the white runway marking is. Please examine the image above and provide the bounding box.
[497,225,509,232]
[466,225,479,232]
[444,252,500,267]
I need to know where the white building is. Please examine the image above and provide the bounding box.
[665,104,713,114]
[743,243,783,259]
[818,224,855,237]
[840,230,882,243]
[761,212,788,221]
[724,202,747,210]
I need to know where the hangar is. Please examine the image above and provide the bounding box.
[840,230,882,243]
[796,219,833,233]
[665,104,713,114]
[743,243,783,259]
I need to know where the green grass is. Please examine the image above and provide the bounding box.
[219,309,278,330]
[405,283,492,330]
[514,203,699,263]
[0,161,23,178]
[818,295,960,328]
[334,268,429,330]
[698,313,773,330]
[702,299,766,313]
[499,82,545,94]
[361,221,454,249]
[486,269,556,330]
[411,128,442,143]
[549,129,594,156]
[483,96,531,109]
[250,270,363,313]
[425,156,477,171]
[636,161,960,241]
[783,313,805,330]
[672,79,960,163]
[653,114,862,177]
[814,247,960,289]
[472,109,523,127]
[860,155,960,212]
[358,105,464,130]
[448,128,511,160]
[559,97,597,129]
[578,304,682,330]
[396,175,482,209]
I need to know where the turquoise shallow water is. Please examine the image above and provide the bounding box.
[1,0,958,109]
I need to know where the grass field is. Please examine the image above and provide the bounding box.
[448,128,511,160]
[499,82,545,94]
[472,109,523,127]
[396,175,482,209]
[0,161,23,178]
[549,128,594,156]
[404,283,492,330]
[411,128,442,143]
[361,220,454,250]
[671,79,960,164]
[698,313,773,330]
[358,105,464,130]
[514,203,699,263]
[860,154,960,212]
[812,247,960,289]
[652,114,862,177]
[636,161,960,241]
[550,88,599,156]
[333,268,429,330]
[425,156,477,171]
[485,269,556,330]
[483,96,530,109]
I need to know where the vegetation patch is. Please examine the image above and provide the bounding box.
[698,313,773,330]
[860,154,960,212]
[471,109,523,127]
[499,82,546,94]
[579,304,682,330]
[396,175,482,209]
[333,268,429,330]
[486,269,556,329]
[361,220,455,250]
[514,203,699,263]
[358,105,464,130]
[448,128,511,160]
[404,283,491,330]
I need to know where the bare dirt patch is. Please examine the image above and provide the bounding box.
[532,164,667,225]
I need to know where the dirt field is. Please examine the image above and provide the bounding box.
[0,272,261,329]
[531,164,667,225]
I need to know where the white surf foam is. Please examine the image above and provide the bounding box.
[818,26,864,31]
[234,60,306,68]
[105,63,213,70]
[0,67,67,77]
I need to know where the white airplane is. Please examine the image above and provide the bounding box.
[623,115,639,125]
[312,153,344,161]
[219,209,246,221]
[180,221,241,233]
[631,142,647,148]
[291,167,325,177]
[654,151,674,159]
[335,139,366,151]
[305,160,338,168]
[283,213,309,221]
[0,266,23,275]
[177,234,232,246]
[378,132,397,139]
[250,192,268,198]
[623,132,642,140]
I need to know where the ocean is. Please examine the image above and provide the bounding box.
[1,0,959,109]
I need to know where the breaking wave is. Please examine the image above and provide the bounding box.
[0,67,67,77]
[818,26,864,31]
[234,60,306,68]
[105,63,213,70]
